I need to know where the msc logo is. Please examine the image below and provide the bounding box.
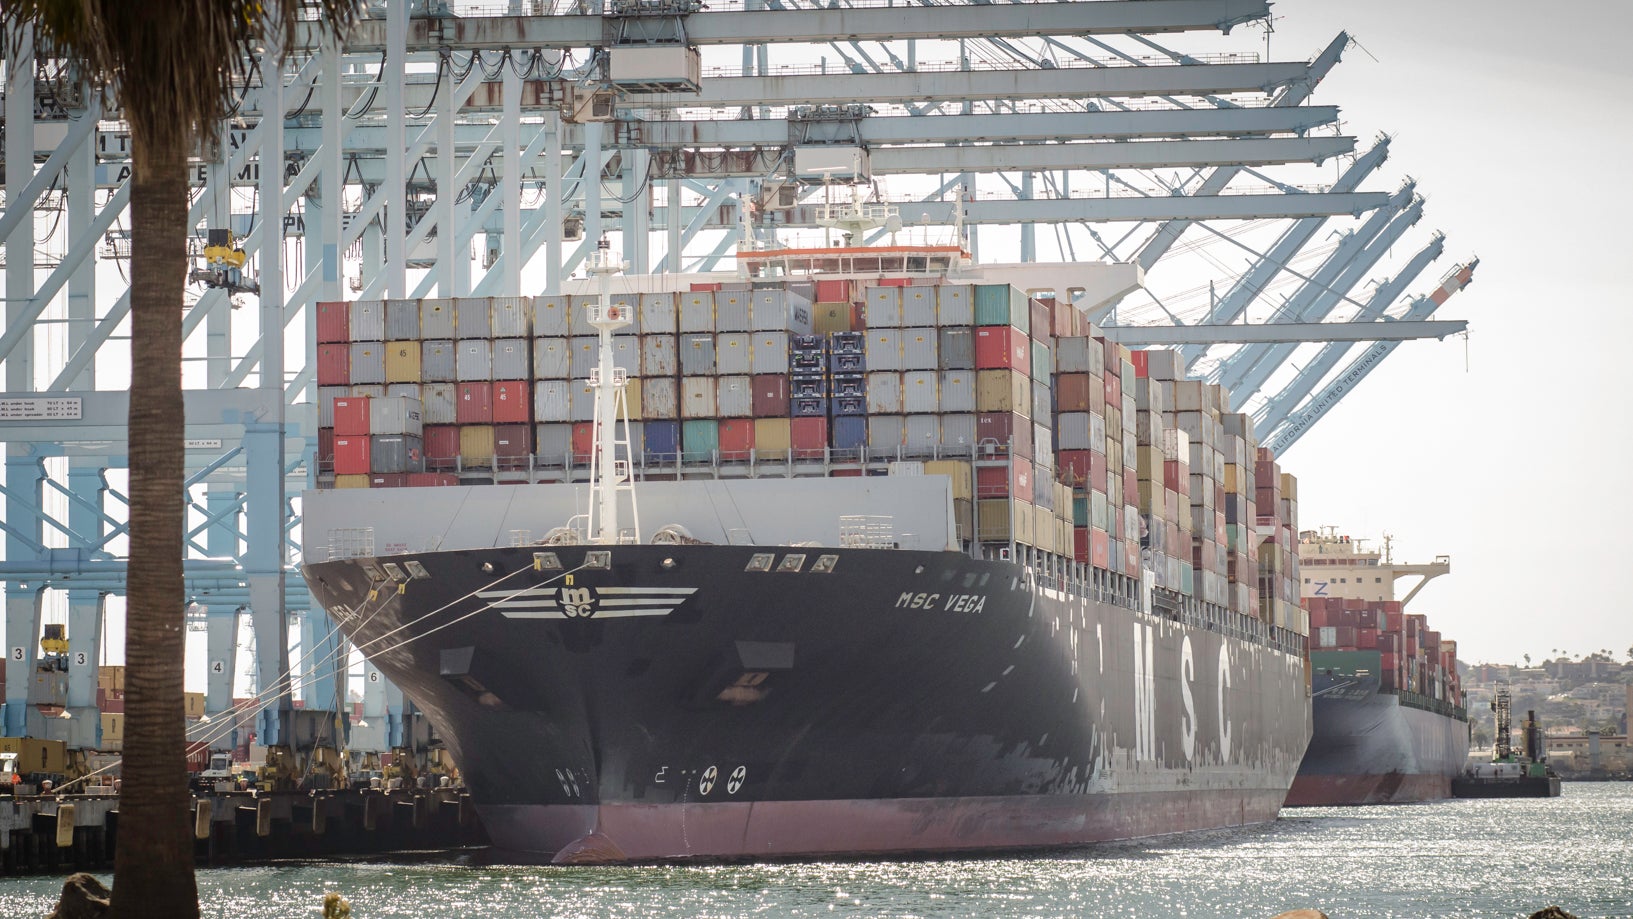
[480,585,700,620]
[560,587,597,618]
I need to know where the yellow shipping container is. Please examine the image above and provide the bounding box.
[460,425,496,467]
[1280,472,1298,501]
[1032,504,1053,553]
[100,713,123,751]
[623,378,643,420]
[1136,445,1164,480]
[976,369,1030,415]
[385,340,423,383]
[334,474,372,489]
[185,692,206,720]
[924,459,973,501]
[813,303,854,334]
[0,737,69,774]
[754,418,792,456]
[97,665,126,692]
[977,497,1034,545]
[953,498,974,542]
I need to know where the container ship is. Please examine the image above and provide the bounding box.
[300,213,1313,863]
[1284,530,1469,806]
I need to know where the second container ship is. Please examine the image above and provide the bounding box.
[1285,529,1469,806]
[301,215,1315,862]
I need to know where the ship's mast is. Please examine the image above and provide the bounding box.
[586,239,639,545]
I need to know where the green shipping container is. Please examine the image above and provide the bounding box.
[682,419,719,462]
[973,284,1030,333]
[1031,340,1052,381]
[1072,494,1089,526]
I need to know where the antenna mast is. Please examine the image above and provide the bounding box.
[586,239,639,545]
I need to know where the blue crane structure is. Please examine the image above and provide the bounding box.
[0,0,1472,763]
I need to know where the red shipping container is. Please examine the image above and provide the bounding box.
[791,417,828,458]
[1057,449,1094,485]
[423,425,461,462]
[815,279,851,302]
[333,396,371,436]
[1105,372,1121,407]
[975,411,1032,457]
[334,435,371,475]
[571,422,595,463]
[1048,299,1075,339]
[690,282,722,292]
[317,343,350,386]
[1090,453,1108,493]
[975,326,1030,371]
[830,468,863,477]
[1054,373,1095,412]
[851,302,867,330]
[316,301,350,344]
[406,472,459,486]
[975,457,1032,499]
[457,382,494,424]
[317,428,335,469]
[494,423,532,460]
[492,381,532,424]
[1130,350,1149,378]
[1090,528,1110,569]
[1072,527,1089,563]
[718,418,755,458]
[751,374,790,417]
[369,473,407,488]
[1123,474,1138,506]
[1029,299,1052,342]
[878,277,911,287]
[1163,459,1187,494]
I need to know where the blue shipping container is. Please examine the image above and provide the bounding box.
[644,420,680,460]
[831,415,868,449]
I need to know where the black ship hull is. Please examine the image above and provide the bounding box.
[1286,669,1468,806]
[303,543,1311,862]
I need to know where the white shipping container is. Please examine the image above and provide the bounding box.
[532,338,571,379]
[419,298,457,338]
[866,371,904,414]
[533,296,570,337]
[714,292,751,332]
[640,292,678,334]
[348,301,386,342]
[904,415,940,454]
[642,376,679,419]
[369,396,424,436]
[385,299,420,340]
[751,331,790,374]
[867,415,906,453]
[864,287,902,328]
[570,381,596,422]
[348,384,386,399]
[491,339,531,380]
[385,383,420,401]
[1090,412,1107,454]
[938,327,975,370]
[455,298,493,339]
[681,377,716,418]
[570,336,599,379]
[610,335,640,376]
[490,297,532,337]
[938,371,975,413]
[938,285,974,326]
[751,290,811,331]
[1057,413,1092,450]
[679,291,715,333]
[901,286,938,326]
[1055,337,1093,374]
[536,423,574,465]
[940,413,977,447]
[422,382,458,424]
[318,386,346,428]
[456,340,493,381]
[569,295,600,335]
[348,342,385,384]
[679,334,716,375]
[715,333,753,375]
[419,340,456,382]
[867,329,903,372]
[716,376,753,417]
[902,370,940,414]
[533,380,571,422]
[641,335,678,376]
[901,327,938,371]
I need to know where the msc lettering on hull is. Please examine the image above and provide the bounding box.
[895,592,987,613]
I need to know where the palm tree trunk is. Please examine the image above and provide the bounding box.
[110,131,199,919]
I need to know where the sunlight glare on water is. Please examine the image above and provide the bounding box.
[2,784,1629,918]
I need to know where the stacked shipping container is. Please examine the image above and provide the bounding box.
[1306,598,1463,704]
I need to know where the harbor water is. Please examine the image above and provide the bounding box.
[3,783,1629,918]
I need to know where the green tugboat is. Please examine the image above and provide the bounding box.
[1452,685,1561,798]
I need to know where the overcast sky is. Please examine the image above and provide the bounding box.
[1266,0,1633,665]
